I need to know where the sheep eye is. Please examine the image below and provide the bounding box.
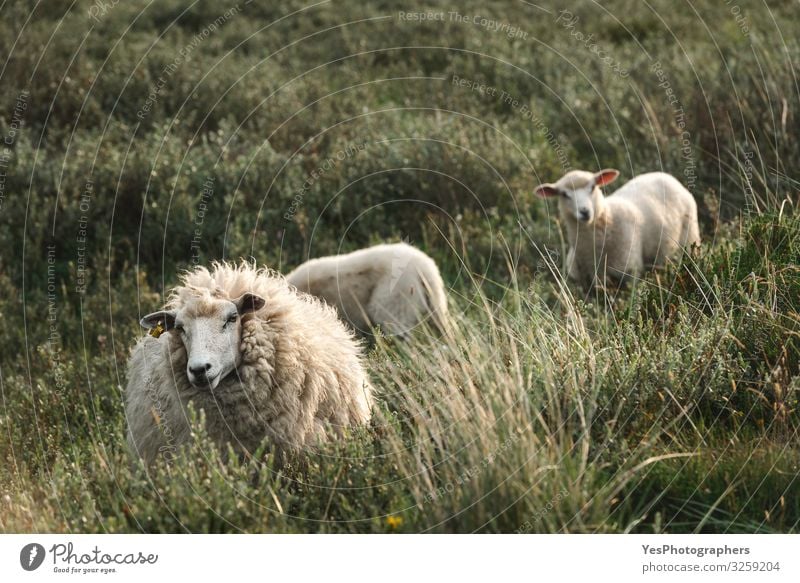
[174,324,185,333]
[559,190,569,198]
[225,314,238,325]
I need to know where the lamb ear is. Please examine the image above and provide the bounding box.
[140,310,176,330]
[234,292,266,314]
[535,183,560,198]
[594,169,619,187]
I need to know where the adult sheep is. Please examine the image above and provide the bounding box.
[535,169,700,287]
[125,261,373,466]
[286,242,449,339]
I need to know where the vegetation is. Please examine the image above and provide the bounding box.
[0,0,798,532]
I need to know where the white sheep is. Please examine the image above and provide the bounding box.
[125,261,373,465]
[534,169,700,287]
[286,242,449,339]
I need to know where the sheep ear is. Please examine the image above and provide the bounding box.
[594,169,619,187]
[234,292,266,314]
[140,310,176,330]
[535,183,560,198]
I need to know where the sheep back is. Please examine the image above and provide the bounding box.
[608,172,700,268]
[287,243,448,338]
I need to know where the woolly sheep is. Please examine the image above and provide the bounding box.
[535,169,700,287]
[286,242,448,339]
[125,261,373,465]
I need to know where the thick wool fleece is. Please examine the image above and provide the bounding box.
[125,263,373,465]
[286,242,448,338]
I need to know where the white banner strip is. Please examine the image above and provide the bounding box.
[1,534,797,582]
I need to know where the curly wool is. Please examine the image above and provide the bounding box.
[125,262,373,465]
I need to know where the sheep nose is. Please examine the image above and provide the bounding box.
[189,363,212,378]
[579,209,591,221]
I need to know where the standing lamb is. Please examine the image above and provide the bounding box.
[125,261,373,466]
[534,169,700,287]
[286,242,448,339]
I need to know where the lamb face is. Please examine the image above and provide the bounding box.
[535,169,619,226]
[140,292,265,390]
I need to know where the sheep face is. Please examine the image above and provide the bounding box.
[535,169,619,225]
[140,292,265,390]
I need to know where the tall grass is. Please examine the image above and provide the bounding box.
[2,204,799,532]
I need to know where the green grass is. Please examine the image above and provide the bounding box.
[0,0,798,532]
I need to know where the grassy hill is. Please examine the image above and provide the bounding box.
[0,0,798,532]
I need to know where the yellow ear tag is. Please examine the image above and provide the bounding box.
[149,322,165,338]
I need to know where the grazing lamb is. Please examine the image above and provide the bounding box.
[125,261,373,465]
[286,242,448,339]
[534,169,700,287]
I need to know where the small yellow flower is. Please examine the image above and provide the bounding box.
[149,322,165,338]
[386,515,403,530]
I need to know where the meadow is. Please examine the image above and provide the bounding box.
[0,0,798,532]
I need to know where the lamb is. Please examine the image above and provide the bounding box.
[286,242,448,339]
[125,261,373,466]
[534,169,700,287]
